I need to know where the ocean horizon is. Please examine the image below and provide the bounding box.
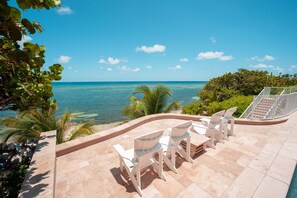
[0,81,207,124]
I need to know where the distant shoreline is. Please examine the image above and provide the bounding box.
[53,80,208,84]
[1,82,204,124]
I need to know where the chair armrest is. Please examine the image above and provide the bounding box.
[113,144,126,157]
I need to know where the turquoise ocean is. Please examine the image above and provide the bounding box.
[1,81,206,124]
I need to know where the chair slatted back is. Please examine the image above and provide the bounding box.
[170,121,192,140]
[224,107,237,118]
[209,110,225,123]
[134,130,164,153]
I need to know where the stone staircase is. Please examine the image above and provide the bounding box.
[247,98,275,120]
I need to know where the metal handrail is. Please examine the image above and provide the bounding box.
[240,87,269,118]
[264,90,285,119]
[239,100,254,118]
[240,85,297,120]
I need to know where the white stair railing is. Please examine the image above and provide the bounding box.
[264,90,285,119]
[240,85,297,120]
[240,87,270,118]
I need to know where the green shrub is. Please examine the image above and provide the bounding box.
[182,102,205,115]
[206,95,253,117]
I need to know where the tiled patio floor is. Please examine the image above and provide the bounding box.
[55,112,297,198]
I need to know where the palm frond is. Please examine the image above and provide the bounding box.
[164,101,181,113]
[66,122,94,142]
[123,85,179,118]
[122,96,146,119]
[133,85,151,96]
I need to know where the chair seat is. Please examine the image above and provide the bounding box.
[121,148,137,170]
[192,123,207,135]
[201,117,211,123]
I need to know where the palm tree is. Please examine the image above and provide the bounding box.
[55,113,93,144]
[123,85,180,119]
[0,108,94,144]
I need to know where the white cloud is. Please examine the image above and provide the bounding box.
[250,64,274,69]
[218,55,233,61]
[210,37,216,44]
[263,55,275,61]
[168,64,182,71]
[58,55,71,64]
[290,65,297,69]
[136,44,166,53]
[180,58,188,62]
[273,66,283,73]
[98,59,106,64]
[250,64,283,72]
[196,51,233,61]
[98,57,126,65]
[67,66,78,72]
[250,55,275,62]
[146,65,152,69]
[120,66,140,73]
[57,6,73,15]
[107,68,112,71]
[17,35,32,48]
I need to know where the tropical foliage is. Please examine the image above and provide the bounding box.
[123,85,180,119]
[205,95,253,117]
[183,69,297,116]
[0,0,63,111]
[0,108,94,144]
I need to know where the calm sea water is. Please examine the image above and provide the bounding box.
[0,81,206,124]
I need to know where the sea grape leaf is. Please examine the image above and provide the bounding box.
[10,7,22,20]
[22,19,36,34]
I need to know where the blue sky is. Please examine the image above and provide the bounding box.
[17,0,297,81]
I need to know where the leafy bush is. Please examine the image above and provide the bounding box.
[0,0,63,112]
[183,69,297,117]
[198,69,297,105]
[182,102,205,115]
[206,95,253,117]
[0,140,37,197]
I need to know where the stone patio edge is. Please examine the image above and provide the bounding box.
[56,113,288,157]
[18,130,56,198]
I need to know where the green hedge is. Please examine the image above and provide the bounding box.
[182,95,253,117]
[206,95,253,117]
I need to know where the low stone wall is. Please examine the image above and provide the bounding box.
[18,130,56,198]
[56,113,288,157]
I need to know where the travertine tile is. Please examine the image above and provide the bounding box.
[223,168,264,198]
[253,176,289,198]
[153,174,185,197]
[188,164,233,197]
[267,155,296,184]
[53,112,297,198]
[216,160,244,176]
[217,148,243,162]
[279,142,297,160]
[178,183,212,198]
[248,152,276,174]
[236,154,253,167]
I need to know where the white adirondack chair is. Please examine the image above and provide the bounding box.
[222,107,237,138]
[113,130,166,196]
[192,110,225,148]
[160,121,193,174]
